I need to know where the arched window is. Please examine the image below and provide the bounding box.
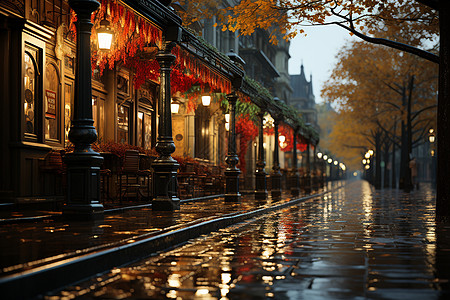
[45,63,60,141]
[24,51,38,136]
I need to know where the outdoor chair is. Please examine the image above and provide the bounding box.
[118,150,151,202]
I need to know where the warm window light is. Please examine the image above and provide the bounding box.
[201,95,211,106]
[98,19,113,50]
[317,152,323,159]
[279,135,286,143]
[225,113,230,123]
[138,112,143,120]
[171,100,180,114]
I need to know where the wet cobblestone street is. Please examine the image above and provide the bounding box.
[49,180,450,300]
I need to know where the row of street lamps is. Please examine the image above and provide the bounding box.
[317,152,346,180]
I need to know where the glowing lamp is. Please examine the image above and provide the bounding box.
[317,152,323,159]
[201,95,211,106]
[171,100,180,114]
[225,113,230,123]
[98,19,113,50]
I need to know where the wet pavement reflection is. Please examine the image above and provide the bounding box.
[1,186,325,275]
[48,180,450,299]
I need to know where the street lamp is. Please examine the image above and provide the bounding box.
[429,128,436,143]
[97,19,113,50]
[201,94,211,106]
[317,152,323,159]
[171,99,180,114]
[323,154,328,160]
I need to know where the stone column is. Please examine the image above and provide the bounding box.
[152,41,180,211]
[63,0,104,219]
[313,146,318,190]
[290,128,300,197]
[271,118,282,198]
[305,142,312,194]
[255,111,267,199]
[225,92,241,201]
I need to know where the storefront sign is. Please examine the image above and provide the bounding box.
[45,90,56,119]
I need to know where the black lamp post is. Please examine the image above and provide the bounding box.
[255,111,268,199]
[63,0,104,219]
[290,128,300,197]
[271,113,282,199]
[224,92,241,201]
[152,34,181,210]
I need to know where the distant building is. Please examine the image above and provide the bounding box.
[290,64,318,130]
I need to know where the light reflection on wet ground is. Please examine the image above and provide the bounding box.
[48,180,450,299]
[0,185,327,273]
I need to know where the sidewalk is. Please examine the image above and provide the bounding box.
[49,180,450,300]
[0,183,338,299]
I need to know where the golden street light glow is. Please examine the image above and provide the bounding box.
[98,19,113,50]
[201,95,211,106]
[317,152,323,159]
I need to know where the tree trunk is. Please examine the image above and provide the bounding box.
[384,138,391,188]
[374,131,382,189]
[406,75,414,191]
[391,122,397,189]
[399,117,408,190]
[436,2,450,217]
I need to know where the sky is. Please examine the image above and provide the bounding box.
[288,25,356,104]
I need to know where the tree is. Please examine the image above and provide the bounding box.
[322,39,437,189]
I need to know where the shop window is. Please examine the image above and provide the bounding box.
[64,82,73,145]
[24,50,39,137]
[44,63,60,141]
[195,105,210,160]
[92,95,105,142]
[138,98,154,149]
[117,104,129,144]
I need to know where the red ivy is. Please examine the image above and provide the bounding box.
[236,114,258,173]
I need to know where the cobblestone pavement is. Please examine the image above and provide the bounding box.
[48,180,450,299]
